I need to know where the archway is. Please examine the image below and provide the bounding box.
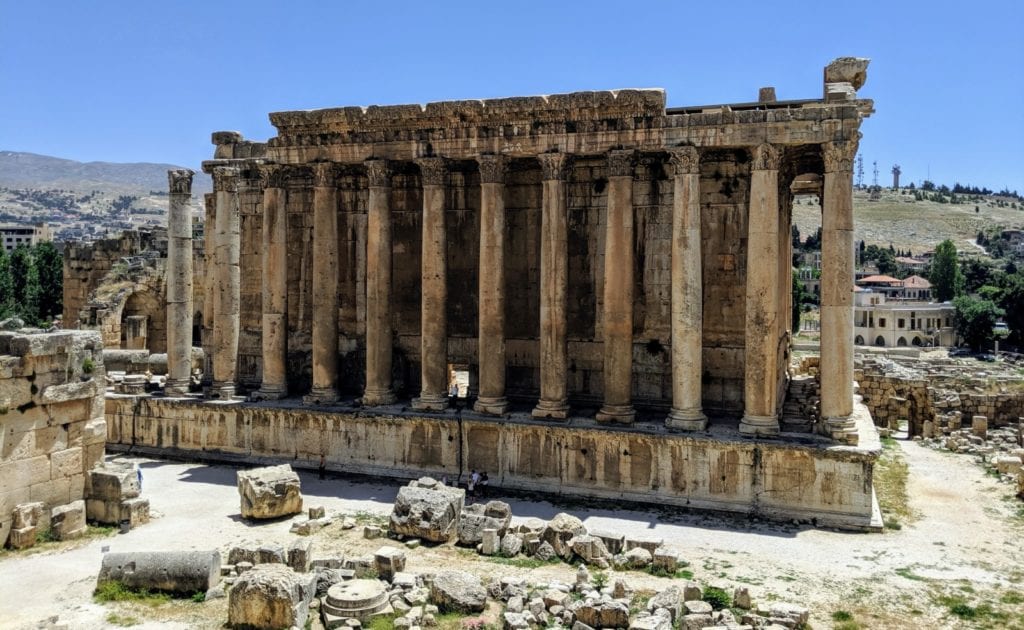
[875,335,886,347]
[897,337,908,347]
[854,335,864,345]
[121,289,166,353]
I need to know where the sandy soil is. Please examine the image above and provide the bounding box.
[1,440,1021,630]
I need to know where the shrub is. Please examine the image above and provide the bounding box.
[702,586,731,610]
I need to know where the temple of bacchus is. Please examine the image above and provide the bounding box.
[105,57,882,529]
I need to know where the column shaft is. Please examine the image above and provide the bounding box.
[821,140,858,442]
[257,167,287,399]
[363,160,396,406]
[666,148,706,429]
[597,150,635,424]
[413,158,449,411]
[305,163,339,404]
[740,144,782,436]
[211,167,240,398]
[532,153,571,420]
[165,169,194,396]
[474,155,508,415]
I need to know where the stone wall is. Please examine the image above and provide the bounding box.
[63,230,153,328]
[0,329,106,545]
[104,396,881,530]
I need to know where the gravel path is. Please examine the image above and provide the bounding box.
[1,440,1020,629]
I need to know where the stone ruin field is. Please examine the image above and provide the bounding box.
[1,439,1022,630]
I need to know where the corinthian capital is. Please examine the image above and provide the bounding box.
[167,169,195,195]
[607,149,635,178]
[256,164,288,189]
[751,143,782,171]
[667,146,700,176]
[538,152,571,181]
[365,159,391,188]
[477,154,507,184]
[212,166,240,193]
[823,139,858,173]
[416,157,447,187]
[312,162,337,188]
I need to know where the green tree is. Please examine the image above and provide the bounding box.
[1000,273,1024,346]
[930,240,963,301]
[22,260,40,325]
[953,296,1003,351]
[960,258,996,294]
[791,271,807,334]
[9,245,32,308]
[33,242,62,321]
[0,248,13,317]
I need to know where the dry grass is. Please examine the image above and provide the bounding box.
[875,437,913,530]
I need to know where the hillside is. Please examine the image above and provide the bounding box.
[0,151,211,194]
[793,188,1024,255]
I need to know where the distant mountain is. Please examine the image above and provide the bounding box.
[0,151,212,195]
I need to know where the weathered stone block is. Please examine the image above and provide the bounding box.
[88,465,140,502]
[287,538,314,573]
[457,500,512,546]
[374,545,406,581]
[428,570,486,613]
[236,464,302,520]
[227,564,317,629]
[50,500,87,540]
[389,479,464,543]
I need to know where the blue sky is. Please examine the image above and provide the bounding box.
[1,1,1021,192]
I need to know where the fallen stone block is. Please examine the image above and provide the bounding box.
[540,513,586,559]
[572,599,629,628]
[374,545,406,581]
[457,500,512,546]
[12,502,47,530]
[237,465,303,520]
[429,570,486,613]
[652,546,683,573]
[227,564,317,629]
[98,550,221,595]
[389,478,465,543]
[257,543,286,565]
[624,534,663,554]
[287,538,314,573]
[647,585,682,623]
[88,465,140,502]
[50,500,87,541]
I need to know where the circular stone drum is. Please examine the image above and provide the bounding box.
[322,579,392,626]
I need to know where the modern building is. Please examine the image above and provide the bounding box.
[0,222,52,252]
[854,288,954,347]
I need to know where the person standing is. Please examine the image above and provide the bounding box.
[480,471,489,499]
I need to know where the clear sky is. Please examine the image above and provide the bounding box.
[1,0,1021,192]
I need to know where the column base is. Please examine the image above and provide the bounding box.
[596,404,635,424]
[251,385,287,401]
[412,392,449,412]
[825,415,858,444]
[532,399,570,421]
[164,378,191,398]
[473,396,508,416]
[666,408,708,431]
[303,387,339,405]
[209,382,236,399]
[739,414,780,437]
[363,388,397,407]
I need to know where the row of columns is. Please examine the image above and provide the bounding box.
[205,140,856,438]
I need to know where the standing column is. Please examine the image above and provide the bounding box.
[363,159,396,406]
[257,165,288,399]
[474,154,509,415]
[201,193,216,389]
[665,147,707,430]
[532,152,572,420]
[305,163,340,404]
[211,166,241,398]
[821,139,858,442]
[412,157,449,411]
[165,168,194,396]
[740,143,782,436]
[597,150,636,424]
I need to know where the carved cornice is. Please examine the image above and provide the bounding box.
[311,162,337,188]
[751,143,782,171]
[256,164,289,189]
[477,154,507,184]
[538,152,571,181]
[666,146,700,176]
[607,149,635,178]
[823,139,858,173]
[365,159,391,188]
[416,157,447,187]
[167,169,194,194]
[212,166,241,193]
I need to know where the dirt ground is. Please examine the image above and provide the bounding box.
[1,439,1022,630]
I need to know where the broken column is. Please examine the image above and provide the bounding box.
[211,165,241,398]
[412,157,449,412]
[597,149,636,424]
[532,152,571,420]
[821,139,858,442]
[740,143,782,437]
[99,550,221,595]
[256,165,288,399]
[165,168,194,396]
[666,146,707,430]
[474,154,509,415]
[305,162,340,404]
[363,159,396,406]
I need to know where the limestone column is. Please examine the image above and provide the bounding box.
[211,166,241,398]
[740,144,782,436]
[304,163,340,404]
[821,139,858,442]
[165,168,194,397]
[532,152,572,420]
[665,147,707,430]
[363,159,396,406]
[412,157,449,411]
[474,154,508,415]
[596,150,636,424]
[256,165,288,399]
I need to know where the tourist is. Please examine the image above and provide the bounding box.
[480,471,489,498]
[469,469,479,499]
[318,455,326,480]
[136,466,142,491]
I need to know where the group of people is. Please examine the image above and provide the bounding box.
[442,470,489,500]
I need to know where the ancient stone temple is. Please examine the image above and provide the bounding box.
[107,58,882,529]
